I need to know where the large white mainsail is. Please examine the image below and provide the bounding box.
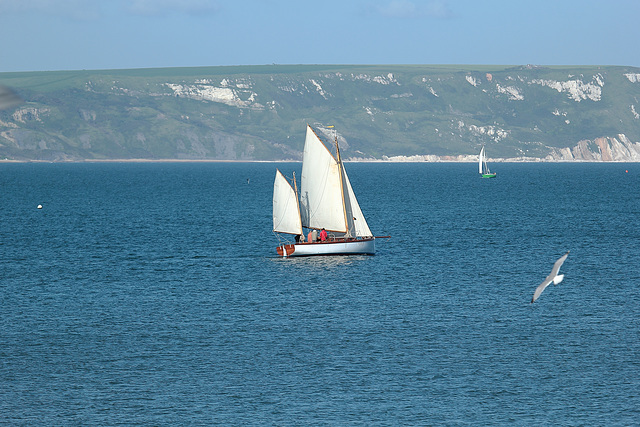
[273,169,302,235]
[479,146,485,174]
[300,126,347,233]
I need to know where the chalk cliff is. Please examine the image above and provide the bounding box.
[0,64,639,161]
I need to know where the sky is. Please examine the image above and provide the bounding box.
[0,0,638,73]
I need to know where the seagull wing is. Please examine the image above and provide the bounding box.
[531,251,570,303]
[532,278,552,303]
[549,250,570,278]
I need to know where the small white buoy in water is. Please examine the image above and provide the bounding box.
[37,204,43,209]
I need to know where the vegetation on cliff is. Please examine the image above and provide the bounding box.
[1,64,639,161]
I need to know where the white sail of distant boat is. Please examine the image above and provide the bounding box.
[479,146,497,178]
[272,125,381,257]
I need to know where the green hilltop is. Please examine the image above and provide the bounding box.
[1,64,639,161]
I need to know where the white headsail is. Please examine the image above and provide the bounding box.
[342,167,372,237]
[273,169,302,235]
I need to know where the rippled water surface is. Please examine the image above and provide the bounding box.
[1,162,639,424]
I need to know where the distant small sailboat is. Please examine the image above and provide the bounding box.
[272,124,382,257]
[479,146,497,178]
[531,251,570,303]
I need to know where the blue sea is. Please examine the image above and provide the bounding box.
[1,162,639,425]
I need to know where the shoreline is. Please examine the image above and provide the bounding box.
[1,158,640,164]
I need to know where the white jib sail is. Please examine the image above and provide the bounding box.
[273,169,302,235]
[479,146,485,174]
[342,167,372,237]
[300,125,347,233]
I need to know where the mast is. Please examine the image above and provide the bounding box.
[333,126,352,237]
[292,171,299,206]
[292,171,301,232]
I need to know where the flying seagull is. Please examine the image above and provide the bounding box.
[531,250,570,303]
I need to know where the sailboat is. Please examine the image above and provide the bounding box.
[272,125,377,257]
[479,146,497,178]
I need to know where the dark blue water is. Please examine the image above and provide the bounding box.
[1,162,639,425]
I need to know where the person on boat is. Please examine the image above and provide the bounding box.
[308,230,316,243]
[319,228,328,241]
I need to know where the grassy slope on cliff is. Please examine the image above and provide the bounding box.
[1,64,638,161]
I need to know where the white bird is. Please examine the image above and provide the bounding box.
[531,250,570,303]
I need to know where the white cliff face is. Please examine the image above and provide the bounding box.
[12,107,49,123]
[465,74,525,100]
[0,118,18,128]
[496,83,524,100]
[164,77,260,108]
[322,72,399,85]
[468,123,510,141]
[351,73,399,85]
[377,73,397,84]
[0,118,19,145]
[310,79,328,99]
[624,73,640,82]
[165,83,247,106]
[379,133,640,162]
[463,72,607,103]
[530,75,603,102]
[422,77,440,97]
[547,134,640,161]
[364,106,375,121]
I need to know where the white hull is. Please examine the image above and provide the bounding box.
[276,238,375,257]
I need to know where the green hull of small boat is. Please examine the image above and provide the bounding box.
[481,173,497,178]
